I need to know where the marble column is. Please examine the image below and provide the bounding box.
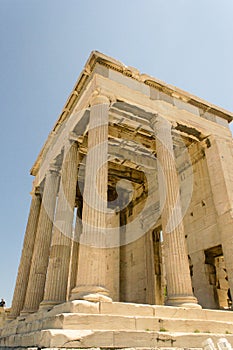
[68,204,82,297]
[9,189,41,319]
[145,229,156,305]
[21,167,59,315]
[40,141,78,309]
[152,116,200,308]
[70,93,111,302]
[105,210,120,301]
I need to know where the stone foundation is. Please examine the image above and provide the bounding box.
[1,301,233,349]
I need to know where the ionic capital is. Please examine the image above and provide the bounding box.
[151,114,172,133]
[30,186,41,197]
[150,113,159,131]
[89,88,115,107]
[69,132,79,143]
[48,163,60,175]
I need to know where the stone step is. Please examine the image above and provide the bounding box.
[42,313,233,334]
[11,312,233,336]
[102,302,233,322]
[2,301,233,349]
[46,300,233,322]
[2,329,233,349]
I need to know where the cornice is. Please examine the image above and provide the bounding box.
[42,50,233,139]
[90,51,233,122]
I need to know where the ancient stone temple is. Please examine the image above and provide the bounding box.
[1,51,233,349]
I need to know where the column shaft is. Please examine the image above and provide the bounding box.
[40,142,78,308]
[154,116,199,307]
[68,206,82,297]
[10,191,41,318]
[145,230,156,305]
[71,96,111,302]
[21,169,59,314]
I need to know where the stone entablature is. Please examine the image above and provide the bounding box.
[30,51,233,177]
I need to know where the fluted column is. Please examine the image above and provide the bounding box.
[9,189,41,319]
[40,141,78,309]
[21,167,59,315]
[70,93,111,302]
[68,204,82,297]
[152,116,200,308]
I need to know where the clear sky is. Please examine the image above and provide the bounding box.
[1,0,233,306]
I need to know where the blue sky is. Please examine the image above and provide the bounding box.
[1,0,233,306]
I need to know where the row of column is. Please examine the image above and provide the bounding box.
[10,95,200,319]
[10,94,113,318]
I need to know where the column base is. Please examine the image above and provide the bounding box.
[39,300,64,310]
[19,309,36,317]
[165,295,202,309]
[70,286,112,302]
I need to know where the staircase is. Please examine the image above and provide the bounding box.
[1,301,233,349]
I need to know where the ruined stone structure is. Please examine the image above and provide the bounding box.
[0,309,10,330]
[1,51,233,349]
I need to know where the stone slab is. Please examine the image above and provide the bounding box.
[21,330,233,348]
[100,302,154,316]
[47,300,100,316]
[153,304,233,322]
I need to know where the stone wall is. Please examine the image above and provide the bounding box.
[0,308,10,328]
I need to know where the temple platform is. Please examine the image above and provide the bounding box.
[1,301,233,349]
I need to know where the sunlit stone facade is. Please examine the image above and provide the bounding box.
[1,51,233,349]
